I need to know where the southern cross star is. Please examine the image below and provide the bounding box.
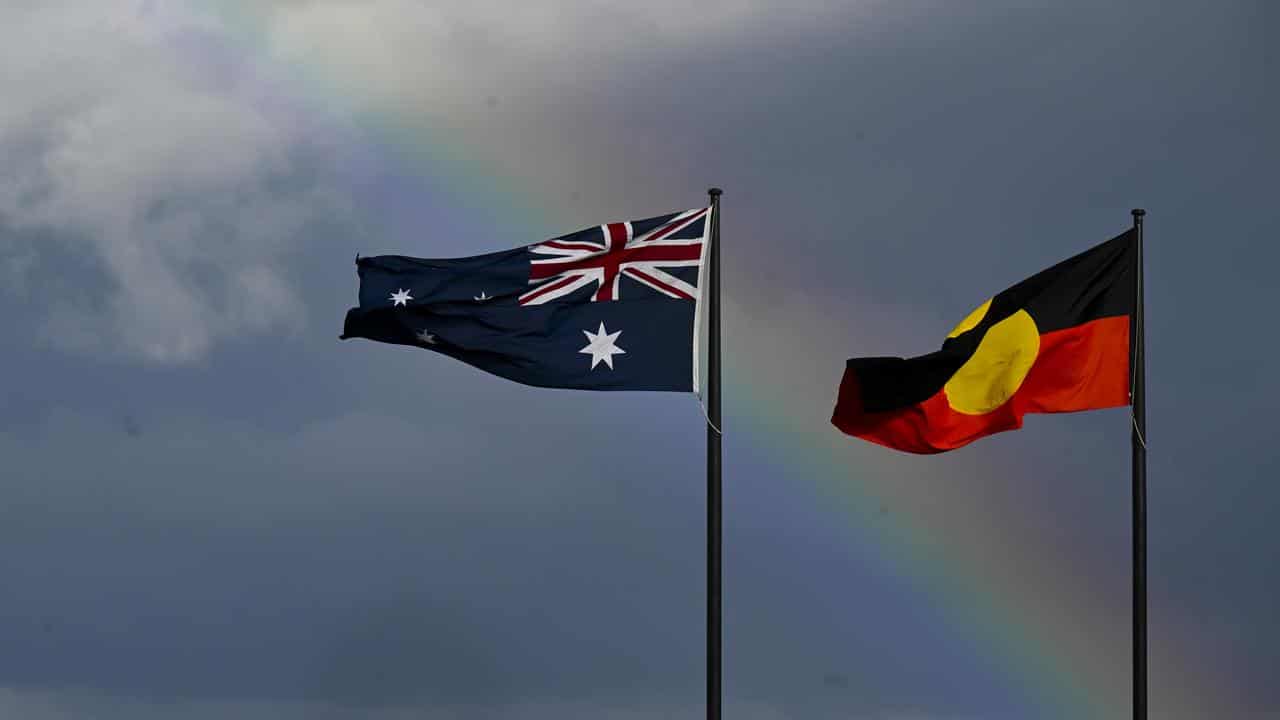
[473,290,491,302]
[579,322,625,370]
[390,288,413,306]
[416,329,437,345]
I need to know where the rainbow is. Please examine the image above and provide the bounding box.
[166,3,1240,717]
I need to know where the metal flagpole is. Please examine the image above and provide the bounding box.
[1130,208,1147,720]
[706,187,723,720]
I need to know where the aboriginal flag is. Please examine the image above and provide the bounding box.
[832,230,1137,454]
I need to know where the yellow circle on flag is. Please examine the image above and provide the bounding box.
[948,299,992,338]
[944,309,1040,415]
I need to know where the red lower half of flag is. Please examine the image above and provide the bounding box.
[832,316,1131,454]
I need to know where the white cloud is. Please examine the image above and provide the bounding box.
[0,1,329,363]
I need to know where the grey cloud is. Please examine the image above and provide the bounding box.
[1,1,1277,719]
[0,403,709,704]
[0,685,1025,720]
[0,688,802,720]
[0,2,342,363]
[0,685,1010,720]
[0,0,881,365]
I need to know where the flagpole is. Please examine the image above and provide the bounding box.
[706,187,723,720]
[1130,208,1147,720]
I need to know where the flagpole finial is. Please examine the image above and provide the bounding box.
[708,187,723,197]
[1131,208,1146,218]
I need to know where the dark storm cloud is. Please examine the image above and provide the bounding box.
[1,1,1276,719]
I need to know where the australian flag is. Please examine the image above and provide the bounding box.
[341,207,711,392]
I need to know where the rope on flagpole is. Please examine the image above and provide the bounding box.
[1129,209,1147,452]
[695,393,723,436]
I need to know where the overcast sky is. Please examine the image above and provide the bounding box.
[2,1,1277,719]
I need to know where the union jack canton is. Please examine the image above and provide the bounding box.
[521,207,708,305]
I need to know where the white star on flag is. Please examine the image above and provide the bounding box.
[579,322,625,370]
[416,329,437,345]
[390,288,413,306]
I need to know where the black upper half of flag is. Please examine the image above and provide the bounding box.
[341,208,710,392]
